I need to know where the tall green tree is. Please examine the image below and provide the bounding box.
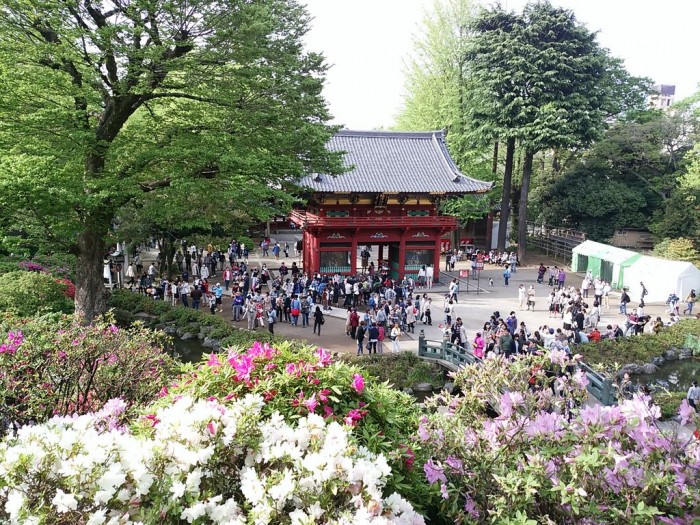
[466,1,648,257]
[395,0,498,237]
[0,0,342,320]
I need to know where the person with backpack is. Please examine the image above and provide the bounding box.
[619,288,631,315]
[266,306,277,334]
[367,322,379,354]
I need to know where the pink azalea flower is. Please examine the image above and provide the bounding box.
[207,353,222,367]
[158,386,169,397]
[228,354,255,382]
[352,373,365,394]
[207,421,218,436]
[315,347,332,366]
[317,389,330,403]
[423,458,447,484]
[285,363,297,375]
[323,405,334,418]
[144,414,160,426]
[304,394,318,413]
[679,399,695,426]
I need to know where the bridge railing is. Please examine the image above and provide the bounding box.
[578,361,615,406]
[418,333,616,406]
[417,331,482,369]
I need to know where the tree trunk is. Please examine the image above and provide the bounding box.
[497,137,516,251]
[74,228,108,322]
[517,150,535,262]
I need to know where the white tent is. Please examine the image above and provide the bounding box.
[622,256,700,303]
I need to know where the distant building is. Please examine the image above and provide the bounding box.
[609,228,654,252]
[649,84,675,110]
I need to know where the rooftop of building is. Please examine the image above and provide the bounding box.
[299,130,494,195]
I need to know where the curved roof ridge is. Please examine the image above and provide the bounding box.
[299,129,494,194]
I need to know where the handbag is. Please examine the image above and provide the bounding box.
[320,317,325,325]
[291,308,300,316]
[444,307,450,313]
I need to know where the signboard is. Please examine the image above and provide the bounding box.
[459,269,470,278]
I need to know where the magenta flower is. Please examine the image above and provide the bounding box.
[351,373,365,394]
[315,347,332,367]
[228,353,255,382]
[423,458,447,484]
[343,408,366,426]
[158,386,169,398]
[304,394,318,413]
[207,353,221,367]
[323,405,334,419]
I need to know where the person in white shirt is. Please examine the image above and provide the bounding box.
[687,381,700,411]
[602,281,611,309]
[518,285,526,311]
[426,264,434,289]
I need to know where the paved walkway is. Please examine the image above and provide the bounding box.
[135,243,679,355]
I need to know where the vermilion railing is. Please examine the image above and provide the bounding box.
[289,210,457,228]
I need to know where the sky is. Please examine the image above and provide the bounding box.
[303,0,700,130]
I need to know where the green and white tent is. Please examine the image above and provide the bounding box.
[571,241,640,288]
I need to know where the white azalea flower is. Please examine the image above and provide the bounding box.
[52,489,78,513]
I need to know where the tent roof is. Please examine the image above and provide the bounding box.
[625,255,700,277]
[572,240,637,262]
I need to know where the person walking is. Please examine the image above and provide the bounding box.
[213,283,224,312]
[518,285,526,310]
[448,279,459,303]
[377,324,385,354]
[683,290,697,315]
[503,265,511,287]
[390,322,401,353]
[179,281,190,308]
[557,269,566,290]
[367,322,379,354]
[244,299,257,330]
[527,285,536,311]
[426,264,434,289]
[313,305,324,335]
[687,381,700,411]
[356,321,366,355]
[267,306,277,334]
[231,291,243,321]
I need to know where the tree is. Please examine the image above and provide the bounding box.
[653,238,700,267]
[466,1,648,257]
[0,0,342,320]
[395,0,498,233]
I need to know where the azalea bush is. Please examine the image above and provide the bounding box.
[340,352,446,390]
[157,342,433,510]
[417,353,700,523]
[108,289,275,347]
[0,314,178,426]
[0,271,74,316]
[581,319,700,372]
[0,394,425,524]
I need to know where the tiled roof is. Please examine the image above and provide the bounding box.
[299,130,494,194]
